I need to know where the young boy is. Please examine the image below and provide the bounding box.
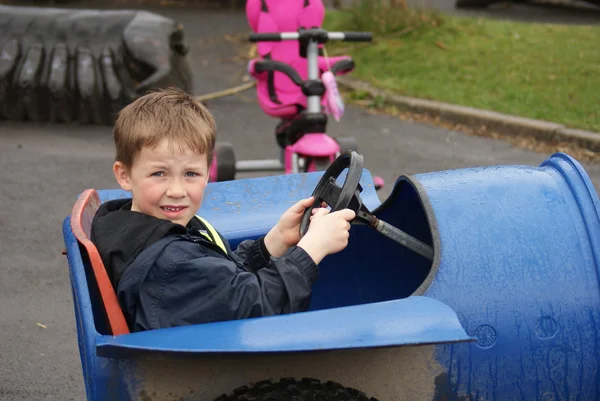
[91,87,356,332]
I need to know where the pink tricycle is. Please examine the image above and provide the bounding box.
[209,0,384,190]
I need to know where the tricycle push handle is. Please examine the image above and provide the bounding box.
[248,32,285,42]
[248,28,372,115]
[339,32,372,42]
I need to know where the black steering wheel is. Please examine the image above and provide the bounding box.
[299,150,435,261]
[300,151,364,236]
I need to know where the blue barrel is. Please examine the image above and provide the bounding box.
[63,152,600,400]
[314,152,600,399]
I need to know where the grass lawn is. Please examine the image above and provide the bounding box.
[323,7,600,132]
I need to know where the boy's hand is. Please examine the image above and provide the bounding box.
[264,197,316,258]
[297,207,356,265]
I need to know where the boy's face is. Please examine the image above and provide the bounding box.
[113,139,209,226]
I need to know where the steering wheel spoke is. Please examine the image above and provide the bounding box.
[318,178,343,208]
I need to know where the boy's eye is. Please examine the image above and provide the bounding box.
[185,171,200,177]
[151,171,165,177]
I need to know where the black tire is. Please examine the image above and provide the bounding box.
[336,137,358,153]
[0,5,193,125]
[215,142,236,181]
[214,378,378,401]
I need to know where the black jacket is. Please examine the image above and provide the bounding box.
[90,199,318,332]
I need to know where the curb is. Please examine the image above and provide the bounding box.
[336,77,600,152]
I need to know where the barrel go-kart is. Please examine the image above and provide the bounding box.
[63,151,600,400]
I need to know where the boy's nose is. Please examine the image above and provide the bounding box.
[166,181,186,198]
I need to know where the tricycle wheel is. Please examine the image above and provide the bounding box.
[215,378,377,401]
[336,136,358,153]
[214,142,236,181]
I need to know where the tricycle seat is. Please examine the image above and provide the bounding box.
[246,0,355,119]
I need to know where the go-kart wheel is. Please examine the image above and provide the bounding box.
[300,150,364,236]
[336,136,358,153]
[214,142,236,182]
[214,378,374,401]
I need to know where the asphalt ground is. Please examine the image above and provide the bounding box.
[0,2,599,400]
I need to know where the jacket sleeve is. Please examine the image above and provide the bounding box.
[143,241,319,330]
[230,237,272,272]
[207,226,271,273]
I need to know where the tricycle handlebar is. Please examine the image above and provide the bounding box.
[248,30,372,43]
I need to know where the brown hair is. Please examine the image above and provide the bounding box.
[113,87,216,168]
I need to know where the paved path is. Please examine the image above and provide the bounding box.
[0,3,599,401]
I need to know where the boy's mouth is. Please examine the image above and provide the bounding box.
[160,206,188,213]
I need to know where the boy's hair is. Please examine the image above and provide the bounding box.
[113,87,216,168]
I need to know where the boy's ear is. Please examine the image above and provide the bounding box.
[113,161,133,191]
